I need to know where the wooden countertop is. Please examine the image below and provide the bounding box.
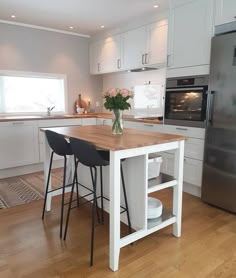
[0,113,163,124]
[41,125,185,151]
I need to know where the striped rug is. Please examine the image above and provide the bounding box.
[0,169,63,209]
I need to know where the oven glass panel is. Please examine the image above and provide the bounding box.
[165,90,205,121]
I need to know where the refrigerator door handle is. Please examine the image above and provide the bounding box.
[206,91,215,127]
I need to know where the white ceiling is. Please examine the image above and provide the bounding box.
[0,0,169,36]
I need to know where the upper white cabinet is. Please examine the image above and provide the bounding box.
[167,0,214,77]
[89,35,122,74]
[215,0,236,26]
[146,21,168,65]
[122,26,147,69]
[99,35,122,73]
[89,19,168,74]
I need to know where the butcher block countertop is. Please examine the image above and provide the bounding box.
[40,125,185,151]
[0,113,163,124]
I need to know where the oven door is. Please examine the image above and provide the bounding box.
[164,86,208,127]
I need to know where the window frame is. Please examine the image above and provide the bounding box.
[0,70,68,116]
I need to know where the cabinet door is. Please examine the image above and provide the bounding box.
[146,20,168,65]
[0,121,39,169]
[89,41,102,74]
[168,0,214,69]
[99,35,122,73]
[122,26,147,69]
[215,0,236,26]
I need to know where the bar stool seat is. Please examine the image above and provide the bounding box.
[42,130,79,238]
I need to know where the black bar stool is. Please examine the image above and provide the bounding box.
[64,137,132,266]
[42,130,79,238]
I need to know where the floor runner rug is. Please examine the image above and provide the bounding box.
[0,169,63,209]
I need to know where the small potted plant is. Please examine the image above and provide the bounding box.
[103,88,134,135]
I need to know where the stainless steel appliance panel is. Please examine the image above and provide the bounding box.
[201,32,236,213]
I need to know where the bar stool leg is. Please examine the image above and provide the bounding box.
[60,156,67,238]
[90,167,101,224]
[100,166,104,224]
[74,156,80,207]
[121,163,132,234]
[90,166,97,266]
[63,160,78,240]
[42,151,54,219]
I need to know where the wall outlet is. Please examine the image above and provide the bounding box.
[95,101,100,107]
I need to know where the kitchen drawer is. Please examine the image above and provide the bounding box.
[161,153,203,187]
[82,118,96,126]
[38,119,82,143]
[37,118,82,128]
[97,118,112,126]
[166,137,205,160]
[124,121,165,133]
[162,124,205,139]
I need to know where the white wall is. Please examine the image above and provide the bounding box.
[0,23,103,113]
[102,68,166,115]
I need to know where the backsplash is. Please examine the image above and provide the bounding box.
[102,68,166,115]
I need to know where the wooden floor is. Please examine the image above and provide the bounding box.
[0,189,236,278]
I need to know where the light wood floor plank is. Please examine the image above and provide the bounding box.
[0,189,236,277]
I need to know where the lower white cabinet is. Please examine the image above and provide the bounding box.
[0,121,39,169]
[81,118,97,126]
[96,118,112,126]
[161,153,203,187]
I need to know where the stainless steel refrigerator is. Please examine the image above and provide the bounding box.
[201,31,236,213]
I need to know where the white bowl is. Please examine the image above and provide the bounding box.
[76,107,84,114]
[148,197,163,219]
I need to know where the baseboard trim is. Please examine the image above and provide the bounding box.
[0,160,64,179]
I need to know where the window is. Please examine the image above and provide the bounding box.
[0,71,66,115]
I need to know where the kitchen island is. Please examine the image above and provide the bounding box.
[41,125,185,271]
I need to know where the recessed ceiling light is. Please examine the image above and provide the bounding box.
[153,5,159,8]
[100,25,105,28]
[11,15,16,18]
[69,26,74,29]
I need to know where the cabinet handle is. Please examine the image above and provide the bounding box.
[12,121,24,125]
[142,54,145,64]
[144,124,154,127]
[176,127,188,131]
[145,53,148,64]
[117,59,121,69]
[167,55,171,67]
[97,63,100,72]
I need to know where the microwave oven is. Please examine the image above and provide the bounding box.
[164,76,208,128]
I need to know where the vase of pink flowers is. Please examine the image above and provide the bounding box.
[103,88,134,135]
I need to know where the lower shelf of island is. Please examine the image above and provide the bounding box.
[120,208,176,248]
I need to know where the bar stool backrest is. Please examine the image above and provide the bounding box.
[45,130,72,156]
[70,137,109,167]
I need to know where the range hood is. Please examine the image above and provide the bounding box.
[130,67,158,72]
[129,62,166,72]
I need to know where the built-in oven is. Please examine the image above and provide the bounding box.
[164,76,208,128]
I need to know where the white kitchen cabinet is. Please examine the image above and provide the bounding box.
[81,118,97,126]
[122,26,147,69]
[215,0,236,26]
[99,35,122,73]
[146,20,168,66]
[0,121,39,169]
[161,152,203,187]
[167,0,214,77]
[96,118,112,126]
[90,35,122,74]
[89,41,102,74]
[123,121,165,133]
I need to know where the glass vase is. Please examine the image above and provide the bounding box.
[112,109,123,135]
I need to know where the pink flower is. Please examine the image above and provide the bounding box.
[110,89,116,97]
